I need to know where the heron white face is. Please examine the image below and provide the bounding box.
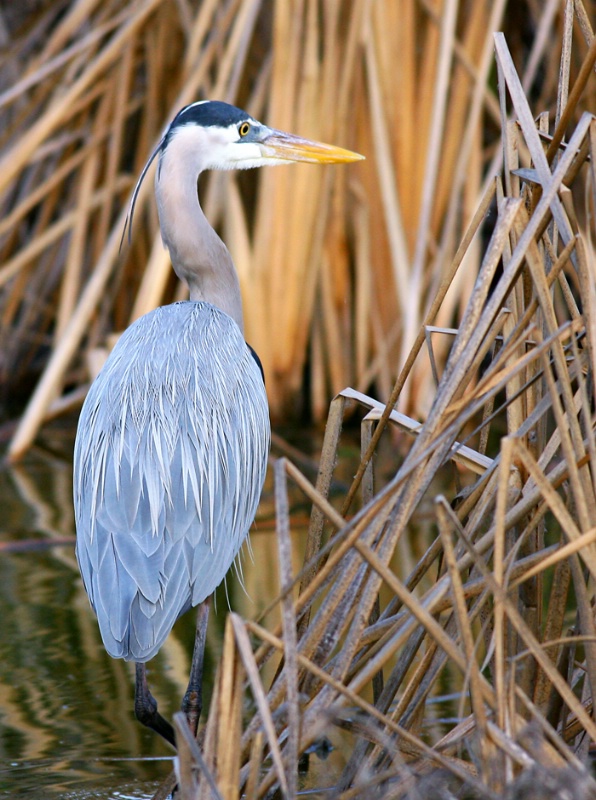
[166,113,364,172]
[166,120,272,171]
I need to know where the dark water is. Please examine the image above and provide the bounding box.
[0,420,327,799]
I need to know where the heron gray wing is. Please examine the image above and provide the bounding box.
[74,302,270,662]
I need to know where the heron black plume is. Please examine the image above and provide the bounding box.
[120,133,167,251]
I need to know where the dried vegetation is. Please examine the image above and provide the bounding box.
[0,0,571,450]
[2,1,596,799]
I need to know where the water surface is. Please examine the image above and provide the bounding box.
[0,420,322,799]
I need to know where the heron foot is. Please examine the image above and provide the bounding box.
[135,662,176,747]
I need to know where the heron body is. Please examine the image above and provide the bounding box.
[74,301,269,662]
[73,100,363,746]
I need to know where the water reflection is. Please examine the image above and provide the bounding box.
[0,421,310,799]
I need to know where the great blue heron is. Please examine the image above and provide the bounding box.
[73,100,363,747]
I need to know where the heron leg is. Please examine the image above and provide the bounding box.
[181,597,211,737]
[134,662,176,747]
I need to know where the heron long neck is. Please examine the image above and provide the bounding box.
[155,150,244,332]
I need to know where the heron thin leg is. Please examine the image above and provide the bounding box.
[135,662,176,747]
[181,598,211,736]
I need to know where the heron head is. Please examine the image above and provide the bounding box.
[123,100,363,245]
[161,100,365,171]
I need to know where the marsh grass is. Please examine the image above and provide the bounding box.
[2,1,596,798]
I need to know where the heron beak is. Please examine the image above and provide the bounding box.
[259,129,364,164]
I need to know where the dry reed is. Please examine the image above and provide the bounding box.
[2,2,596,798]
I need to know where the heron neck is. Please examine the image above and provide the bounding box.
[154,155,244,333]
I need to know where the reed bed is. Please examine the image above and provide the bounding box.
[155,9,596,800]
[2,0,584,458]
[2,1,596,798]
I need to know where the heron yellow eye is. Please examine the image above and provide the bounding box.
[238,121,251,138]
